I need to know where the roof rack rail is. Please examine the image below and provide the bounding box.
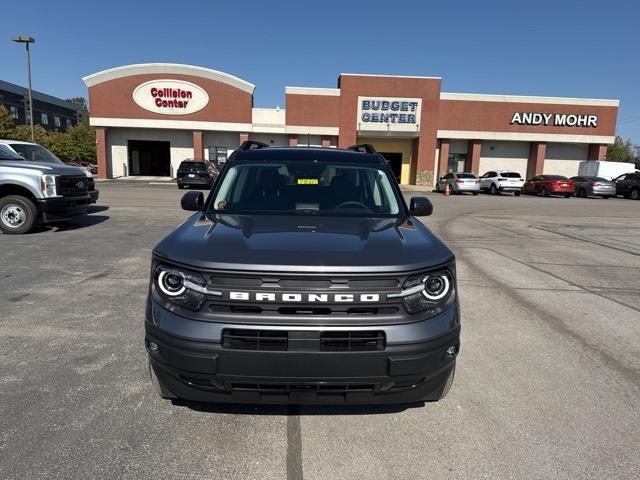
[238,140,269,151]
[347,144,377,154]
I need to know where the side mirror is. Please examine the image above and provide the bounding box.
[181,191,204,211]
[410,196,433,217]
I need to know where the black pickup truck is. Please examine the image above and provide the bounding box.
[146,142,460,404]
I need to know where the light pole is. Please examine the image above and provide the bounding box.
[12,35,36,142]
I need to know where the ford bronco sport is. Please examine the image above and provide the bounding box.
[146,142,460,404]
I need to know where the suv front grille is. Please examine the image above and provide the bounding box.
[222,329,288,351]
[57,175,89,197]
[320,331,385,351]
[221,329,385,351]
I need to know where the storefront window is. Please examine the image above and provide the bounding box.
[208,146,228,164]
[447,153,467,172]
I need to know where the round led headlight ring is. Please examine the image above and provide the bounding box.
[157,270,186,296]
[422,274,450,300]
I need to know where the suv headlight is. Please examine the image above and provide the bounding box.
[40,174,59,198]
[153,264,219,311]
[390,269,455,314]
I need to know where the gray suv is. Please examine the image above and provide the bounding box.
[0,140,97,234]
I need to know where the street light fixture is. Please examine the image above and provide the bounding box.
[12,35,36,142]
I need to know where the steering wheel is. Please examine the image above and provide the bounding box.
[333,201,372,212]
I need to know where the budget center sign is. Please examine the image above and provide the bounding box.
[357,96,422,132]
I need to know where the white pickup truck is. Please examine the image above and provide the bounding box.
[0,140,98,234]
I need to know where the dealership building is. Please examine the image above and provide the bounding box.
[83,63,619,185]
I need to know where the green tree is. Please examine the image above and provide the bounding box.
[0,106,17,139]
[0,104,97,163]
[67,122,96,162]
[606,136,635,163]
[66,96,88,110]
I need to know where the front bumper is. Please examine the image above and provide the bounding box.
[36,194,90,223]
[145,299,460,404]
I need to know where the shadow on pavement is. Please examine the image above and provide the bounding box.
[173,399,423,415]
[53,215,110,231]
[87,205,110,213]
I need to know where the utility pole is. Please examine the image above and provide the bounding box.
[12,36,36,142]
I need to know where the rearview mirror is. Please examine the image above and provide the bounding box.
[410,196,433,217]
[181,191,204,211]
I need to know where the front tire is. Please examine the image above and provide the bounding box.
[514,191,521,197]
[540,187,549,197]
[490,184,498,195]
[0,195,37,234]
[577,188,587,198]
[564,194,571,198]
[631,188,640,200]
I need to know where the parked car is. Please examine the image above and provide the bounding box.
[523,175,575,197]
[0,140,94,234]
[436,172,480,195]
[613,172,640,199]
[479,170,524,196]
[570,176,615,199]
[176,159,219,189]
[65,162,93,175]
[77,161,98,175]
[147,141,459,404]
[3,140,99,206]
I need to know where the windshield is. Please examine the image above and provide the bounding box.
[9,143,63,164]
[0,144,24,161]
[210,162,402,217]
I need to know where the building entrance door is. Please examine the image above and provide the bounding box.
[379,152,403,182]
[128,140,170,176]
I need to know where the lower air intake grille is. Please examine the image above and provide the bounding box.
[320,331,385,351]
[222,329,288,351]
[230,383,375,394]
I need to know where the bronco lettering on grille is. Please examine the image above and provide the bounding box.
[228,292,380,303]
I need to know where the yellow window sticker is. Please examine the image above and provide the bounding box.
[297,178,319,185]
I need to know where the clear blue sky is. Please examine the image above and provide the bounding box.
[3,0,638,143]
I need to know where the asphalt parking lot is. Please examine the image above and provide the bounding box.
[1,182,639,480]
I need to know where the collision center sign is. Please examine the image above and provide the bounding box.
[357,96,422,132]
[133,79,209,115]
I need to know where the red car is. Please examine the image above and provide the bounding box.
[523,175,575,198]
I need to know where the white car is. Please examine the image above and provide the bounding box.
[479,170,524,196]
[436,172,480,194]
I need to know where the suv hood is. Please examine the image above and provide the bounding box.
[0,160,86,176]
[154,214,454,273]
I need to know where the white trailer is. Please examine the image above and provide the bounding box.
[578,161,637,180]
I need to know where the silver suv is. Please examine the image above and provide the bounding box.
[0,140,98,234]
